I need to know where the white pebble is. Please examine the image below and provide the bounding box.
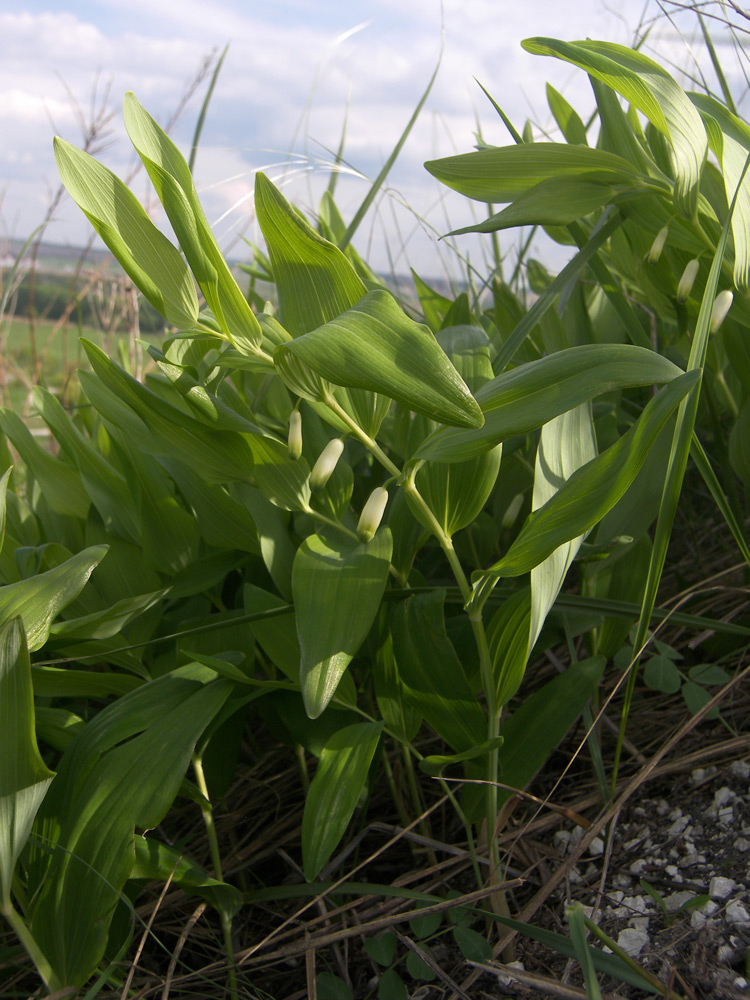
[709,876,737,899]
[665,865,679,877]
[589,837,605,856]
[714,786,736,809]
[736,838,750,852]
[667,816,690,837]
[727,901,750,924]
[734,976,748,990]
[664,890,697,913]
[629,859,647,875]
[731,761,750,780]
[617,927,649,956]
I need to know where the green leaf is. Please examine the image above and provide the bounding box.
[681,681,720,719]
[425,143,638,202]
[132,836,242,920]
[0,545,107,651]
[643,655,681,694]
[689,663,730,686]
[81,341,255,484]
[476,371,699,581]
[293,530,392,718]
[690,93,750,289]
[452,924,492,962]
[254,171,367,335]
[302,720,383,880]
[497,657,605,807]
[487,588,531,708]
[364,932,397,966]
[567,903,603,1000]
[529,403,597,653]
[0,618,55,907]
[53,137,198,328]
[275,290,483,429]
[0,466,11,557]
[378,969,408,1000]
[415,345,685,463]
[547,83,588,145]
[316,973,354,1000]
[0,409,90,520]
[418,738,503,777]
[29,665,232,987]
[523,38,707,217]
[122,93,261,350]
[409,902,442,938]
[391,590,485,753]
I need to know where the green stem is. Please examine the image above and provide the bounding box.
[2,902,61,992]
[193,753,238,1000]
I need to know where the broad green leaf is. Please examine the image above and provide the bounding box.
[391,590,485,752]
[123,93,261,350]
[254,171,367,335]
[682,681,719,719]
[447,176,626,236]
[413,325,501,534]
[0,466,10,557]
[497,657,605,807]
[235,487,295,598]
[418,737,503,777]
[425,143,638,202]
[411,270,454,331]
[48,590,167,641]
[302,720,383,880]
[81,341,254,484]
[53,138,198,328]
[162,460,261,556]
[30,665,232,987]
[275,290,483,429]
[30,666,142,699]
[0,410,90,520]
[487,588,531,708]
[414,345,684,463]
[689,663,730,685]
[529,403,597,653]
[245,433,312,511]
[0,618,55,907]
[522,38,707,217]
[690,93,750,289]
[316,973,354,1000]
[477,371,699,581]
[453,924,492,962]
[0,545,107,651]
[294,530,392,718]
[374,628,421,742]
[643,656,681,694]
[132,836,243,920]
[546,83,588,145]
[31,388,141,544]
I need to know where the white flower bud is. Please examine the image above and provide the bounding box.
[647,225,669,265]
[288,410,302,460]
[357,486,389,542]
[710,289,734,334]
[676,259,700,303]
[310,437,344,491]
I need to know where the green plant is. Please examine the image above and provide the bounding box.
[2,25,749,996]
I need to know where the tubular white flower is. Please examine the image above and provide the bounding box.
[676,259,700,303]
[647,225,669,265]
[710,290,734,334]
[310,437,344,491]
[287,410,302,460]
[357,486,389,542]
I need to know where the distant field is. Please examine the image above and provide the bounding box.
[0,318,160,415]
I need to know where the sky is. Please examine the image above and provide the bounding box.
[1,0,747,279]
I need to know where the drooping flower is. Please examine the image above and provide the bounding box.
[357,487,389,542]
[310,438,344,490]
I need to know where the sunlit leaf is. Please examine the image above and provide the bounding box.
[0,618,55,907]
[302,720,383,880]
[294,529,392,718]
[53,137,198,329]
[276,290,483,429]
[522,38,707,217]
